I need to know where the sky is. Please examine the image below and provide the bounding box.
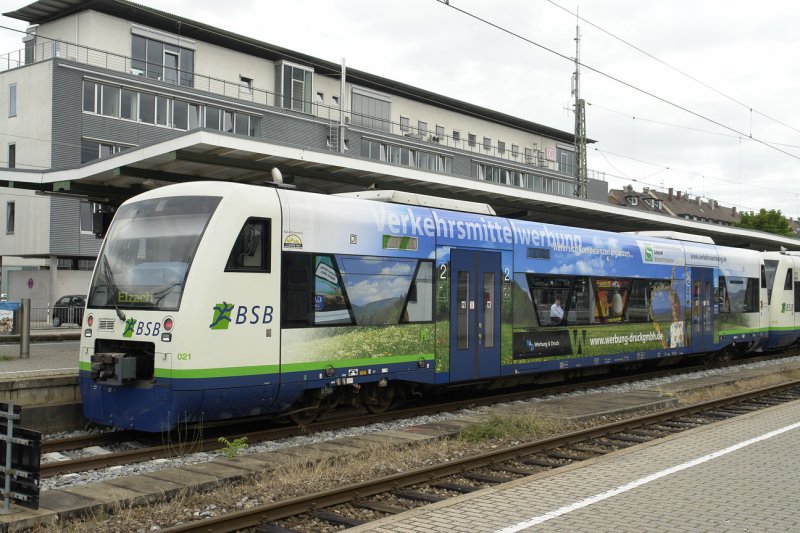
[1,0,799,219]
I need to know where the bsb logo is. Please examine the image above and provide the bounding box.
[122,317,162,338]
[209,302,273,330]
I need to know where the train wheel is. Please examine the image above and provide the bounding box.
[286,395,320,425]
[362,382,395,414]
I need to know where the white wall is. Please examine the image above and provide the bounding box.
[8,269,91,309]
[0,188,51,256]
[0,61,53,170]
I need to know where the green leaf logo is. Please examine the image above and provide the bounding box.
[123,318,137,338]
[210,302,234,330]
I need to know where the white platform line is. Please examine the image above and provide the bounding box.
[495,420,800,532]
[0,368,75,374]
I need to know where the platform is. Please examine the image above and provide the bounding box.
[353,398,800,532]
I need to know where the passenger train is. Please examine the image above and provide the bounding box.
[79,182,800,431]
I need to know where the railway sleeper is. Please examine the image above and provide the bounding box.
[462,472,516,484]
[354,499,408,515]
[520,457,563,468]
[432,481,480,493]
[257,525,302,533]
[605,433,651,444]
[392,489,445,503]
[310,510,367,528]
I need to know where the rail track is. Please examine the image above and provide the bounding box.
[40,351,798,478]
[158,379,800,532]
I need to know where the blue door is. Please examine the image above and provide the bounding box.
[449,249,501,382]
[691,267,715,352]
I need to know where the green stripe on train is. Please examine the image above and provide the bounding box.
[81,354,433,379]
[718,327,770,335]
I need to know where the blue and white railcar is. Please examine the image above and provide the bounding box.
[78,182,774,432]
[763,251,800,350]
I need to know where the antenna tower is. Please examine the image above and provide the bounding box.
[572,19,588,199]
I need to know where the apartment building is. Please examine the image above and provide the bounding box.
[0,0,606,304]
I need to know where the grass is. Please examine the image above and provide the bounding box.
[458,414,559,442]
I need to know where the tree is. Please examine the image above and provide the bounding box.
[736,208,793,236]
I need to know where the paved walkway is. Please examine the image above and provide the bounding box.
[0,333,80,378]
[352,399,800,532]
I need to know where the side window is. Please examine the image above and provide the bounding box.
[795,281,800,311]
[314,255,352,325]
[402,261,433,323]
[337,256,423,326]
[592,279,630,324]
[225,218,270,272]
[785,269,793,290]
[627,279,651,323]
[527,276,574,326]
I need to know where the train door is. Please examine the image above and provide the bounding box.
[691,267,715,352]
[449,249,502,382]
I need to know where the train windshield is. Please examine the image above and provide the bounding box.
[88,195,221,311]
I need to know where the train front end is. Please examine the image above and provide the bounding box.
[79,190,221,431]
[79,183,282,432]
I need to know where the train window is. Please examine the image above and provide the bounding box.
[566,278,592,325]
[313,255,352,325]
[402,261,433,323]
[785,269,793,290]
[764,260,778,303]
[592,279,630,323]
[626,280,651,323]
[795,281,800,310]
[527,276,573,326]
[336,256,427,326]
[225,218,270,272]
[720,277,759,313]
[282,252,312,326]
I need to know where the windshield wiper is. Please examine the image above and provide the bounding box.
[102,255,126,322]
[152,282,182,306]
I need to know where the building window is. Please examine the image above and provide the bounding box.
[7,144,15,169]
[6,201,14,234]
[131,34,194,86]
[351,88,391,132]
[524,147,533,163]
[557,147,575,174]
[511,144,519,158]
[240,75,253,95]
[81,140,131,164]
[100,84,120,117]
[315,91,324,104]
[453,130,460,143]
[468,133,476,147]
[400,116,409,132]
[483,137,491,150]
[331,95,339,106]
[9,84,16,117]
[279,62,313,114]
[498,141,505,155]
[80,201,101,233]
[173,99,188,130]
[418,121,427,136]
[435,125,444,142]
[120,89,138,120]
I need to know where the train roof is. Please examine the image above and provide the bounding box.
[334,190,496,215]
[624,230,715,245]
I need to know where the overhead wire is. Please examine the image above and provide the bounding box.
[435,1,800,162]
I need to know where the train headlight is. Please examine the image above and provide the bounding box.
[163,316,174,332]
[86,314,94,327]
